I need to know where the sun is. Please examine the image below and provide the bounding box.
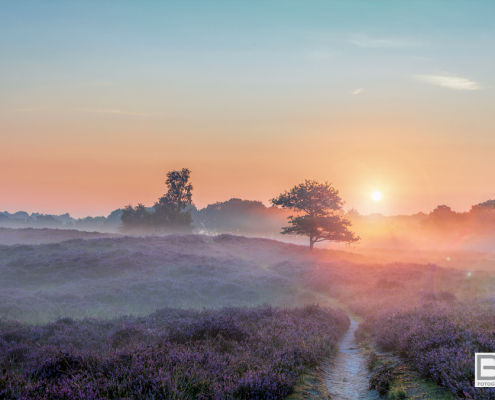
[372,191,382,201]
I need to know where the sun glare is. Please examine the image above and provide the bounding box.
[372,191,382,201]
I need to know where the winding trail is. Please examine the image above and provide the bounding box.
[322,319,381,400]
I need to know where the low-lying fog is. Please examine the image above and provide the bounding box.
[0,228,493,324]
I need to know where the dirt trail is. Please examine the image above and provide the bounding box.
[319,317,452,400]
[322,319,381,400]
[288,294,452,399]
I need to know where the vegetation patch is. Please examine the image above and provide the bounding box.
[369,362,397,394]
[366,351,383,371]
[387,381,407,399]
[0,305,349,399]
[361,301,494,399]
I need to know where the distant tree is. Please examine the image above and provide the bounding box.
[120,168,194,233]
[120,203,153,231]
[34,214,63,228]
[153,168,194,232]
[423,205,463,233]
[75,216,107,230]
[428,205,455,219]
[471,200,495,213]
[346,208,360,219]
[0,213,10,225]
[100,208,124,231]
[271,180,359,250]
[107,209,124,223]
[193,198,289,235]
[469,200,495,231]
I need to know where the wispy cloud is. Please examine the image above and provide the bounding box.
[74,108,150,116]
[349,35,421,48]
[414,74,481,90]
[351,89,363,95]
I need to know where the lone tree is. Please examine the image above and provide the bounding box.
[153,168,194,232]
[271,180,359,250]
[120,168,194,233]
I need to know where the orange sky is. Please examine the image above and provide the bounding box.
[2,104,494,218]
[1,2,494,218]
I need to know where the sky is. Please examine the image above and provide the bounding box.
[1,1,495,218]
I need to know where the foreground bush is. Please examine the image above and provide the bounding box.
[0,305,349,399]
[369,363,396,394]
[358,301,495,399]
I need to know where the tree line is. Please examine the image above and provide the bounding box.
[121,168,359,250]
[121,168,194,233]
[421,201,495,234]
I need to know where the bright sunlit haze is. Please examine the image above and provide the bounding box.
[372,191,382,201]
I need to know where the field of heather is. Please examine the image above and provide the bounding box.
[0,228,120,246]
[1,229,495,399]
[2,230,490,324]
[0,305,349,399]
[0,234,326,323]
[355,300,495,399]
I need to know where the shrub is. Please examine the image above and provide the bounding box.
[110,326,146,348]
[168,316,248,344]
[31,353,90,381]
[438,291,457,302]
[369,363,396,394]
[366,351,381,371]
[388,384,406,399]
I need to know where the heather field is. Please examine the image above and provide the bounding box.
[1,229,495,399]
[0,234,325,323]
[0,228,120,246]
[0,305,350,399]
[355,300,495,399]
[0,230,380,323]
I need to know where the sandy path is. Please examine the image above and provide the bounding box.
[322,319,381,400]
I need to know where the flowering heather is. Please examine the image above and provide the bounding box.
[358,301,495,399]
[2,231,493,398]
[0,305,349,399]
[0,235,327,323]
[2,233,486,325]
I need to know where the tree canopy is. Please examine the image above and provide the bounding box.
[192,198,290,235]
[121,203,153,231]
[271,180,359,250]
[121,168,194,233]
[153,168,194,231]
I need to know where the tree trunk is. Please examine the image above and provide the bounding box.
[309,237,314,251]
